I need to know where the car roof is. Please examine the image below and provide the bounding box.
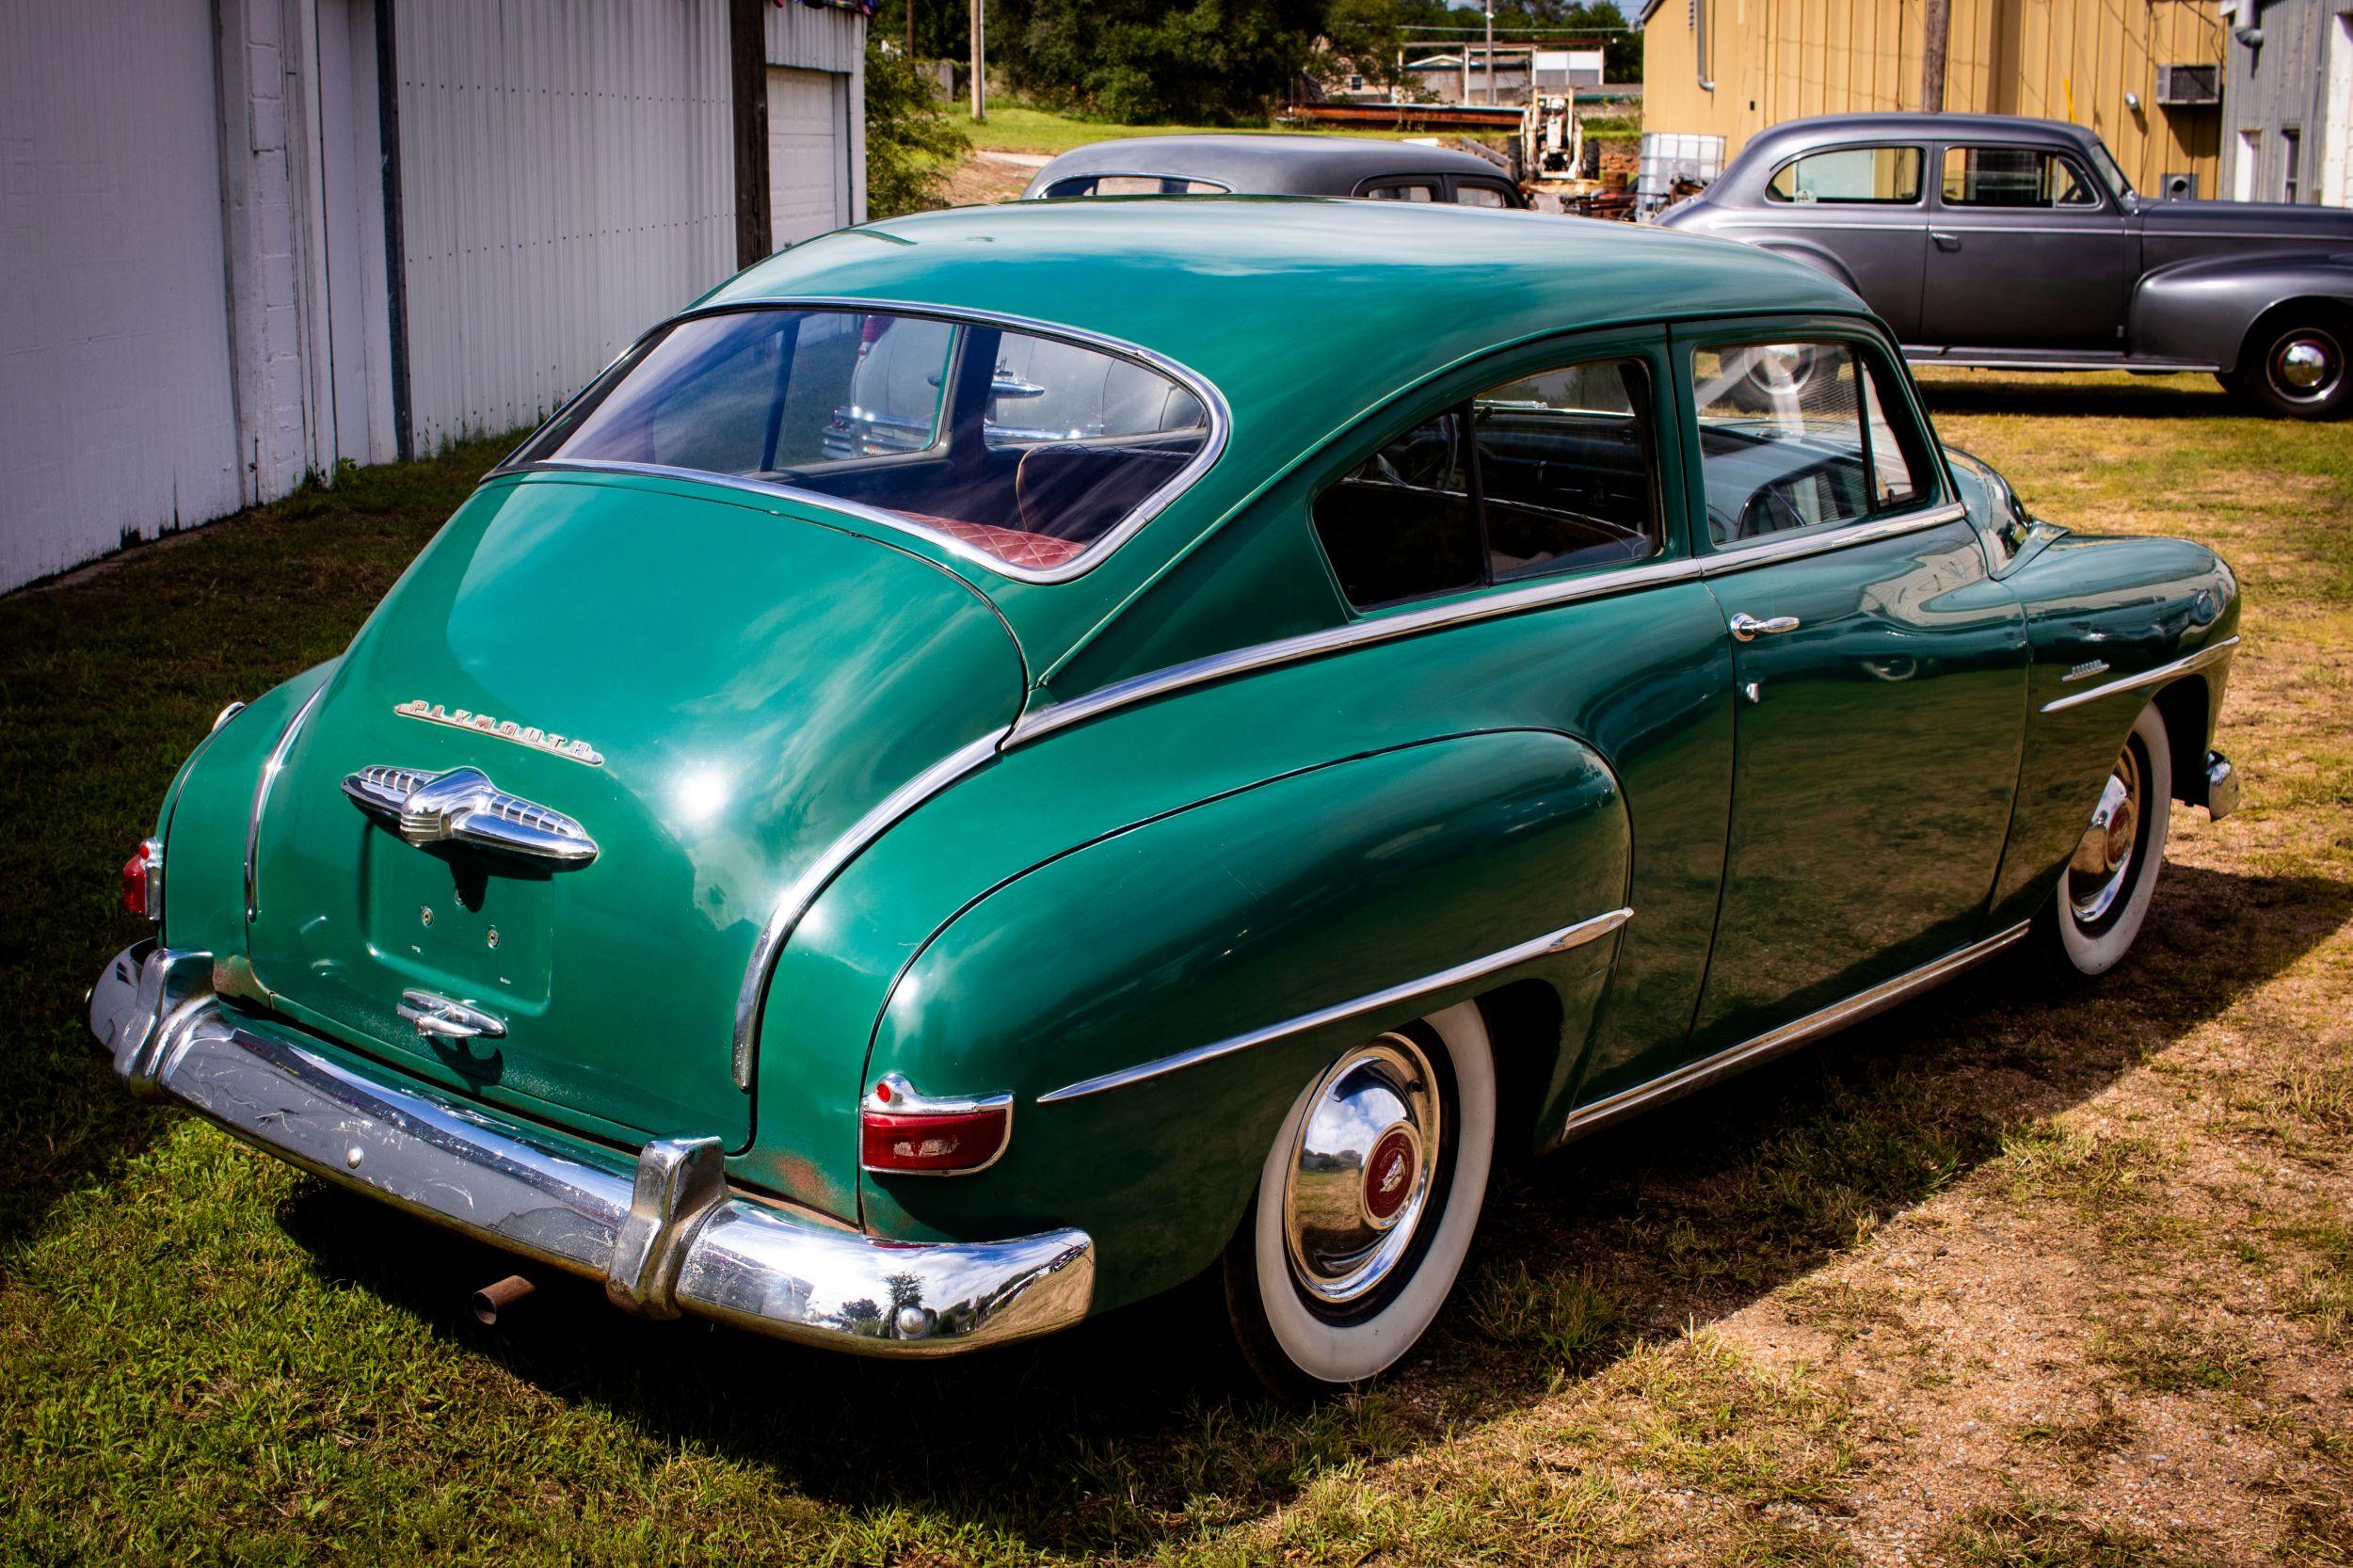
[1741,112,2102,159]
[706,199,1866,437]
[1024,134,1513,197]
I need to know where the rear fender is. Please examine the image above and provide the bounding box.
[859,729,1632,1311]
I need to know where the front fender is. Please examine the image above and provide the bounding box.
[859,729,1631,1311]
[2130,250,2353,367]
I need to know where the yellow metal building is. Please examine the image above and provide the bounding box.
[1638,0,2229,196]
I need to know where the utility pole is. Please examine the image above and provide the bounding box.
[904,0,914,63]
[1921,0,1950,112]
[969,0,985,122]
[1485,0,1497,104]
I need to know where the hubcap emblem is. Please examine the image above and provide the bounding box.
[1364,1128,1419,1226]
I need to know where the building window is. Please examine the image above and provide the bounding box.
[1766,146,1924,203]
[2281,128,2302,203]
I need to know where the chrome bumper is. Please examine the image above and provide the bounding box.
[2204,750,2240,822]
[88,942,1094,1356]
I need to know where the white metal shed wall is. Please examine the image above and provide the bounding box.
[391,0,738,451]
[0,0,242,591]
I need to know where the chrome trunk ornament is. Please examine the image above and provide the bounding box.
[343,764,599,865]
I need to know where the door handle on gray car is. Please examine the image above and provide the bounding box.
[1930,231,1962,251]
[1730,612,1801,641]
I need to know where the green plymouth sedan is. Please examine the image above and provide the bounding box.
[90,200,2240,1392]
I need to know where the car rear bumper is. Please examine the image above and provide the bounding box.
[88,941,1094,1357]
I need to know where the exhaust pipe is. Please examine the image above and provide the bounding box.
[472,1272,537,1325]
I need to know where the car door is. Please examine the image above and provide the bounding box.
[1676,321,2029,1054]
[1920,143,2131,350]
[1733,142,1930,342]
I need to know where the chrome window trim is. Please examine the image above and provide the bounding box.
[1693,501,1971,576]
[243,680,328,921]
[1037,906,1633,1104]
[731,727,1011,1089]
[487,296,1232,587]
[1558,919,2031,1142]
[2039,634,2239,715]
[1008,554,1705,747]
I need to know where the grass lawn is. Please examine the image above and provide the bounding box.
[3,373,2350,1563]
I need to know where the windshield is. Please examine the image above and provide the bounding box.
[510,307,1216,576]
[2084,137,2135,204]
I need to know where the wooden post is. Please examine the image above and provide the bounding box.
[969,0,985,122]
[1921,0,1951,113]
[729,0,772,266]
[905,0,915,62]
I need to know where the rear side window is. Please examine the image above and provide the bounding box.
[1363,181,1439,201]
[1940,147,2098,207]
[512,308,1214,574]
[1313,358,1659,609]
[1691,343,1925,547]
[1454,182,1514,208]
[1766,146,1924,204]
[1039,174,1228,198]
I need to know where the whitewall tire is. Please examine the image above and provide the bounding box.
[2041,701,2172,978]
[1222,1000,1495,1395]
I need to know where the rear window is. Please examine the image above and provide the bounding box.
[511,308,1216,575]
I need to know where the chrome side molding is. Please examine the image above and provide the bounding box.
[344,764,599,865]
[1039,906,1634,1104]
[245,680,328,920]
[1558,920,2032,1143]
[2041,635,2239,715]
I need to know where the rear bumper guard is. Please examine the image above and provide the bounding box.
[88,942,1094,1357]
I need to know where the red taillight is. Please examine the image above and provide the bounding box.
[121,838,161,920]
[859,1075,1013,1176]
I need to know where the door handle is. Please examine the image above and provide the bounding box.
[1730,612,1801,641]
[1931,231,1962,252]
[398,990,508,1042]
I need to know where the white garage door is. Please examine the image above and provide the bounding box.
[769,67,851,248]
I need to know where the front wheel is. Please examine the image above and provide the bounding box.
[1222,1002,1495,1397]
[2037,701,2173,978]
[2231,315,2350,419]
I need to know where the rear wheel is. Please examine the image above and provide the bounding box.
[1222,1003,1495,1397]
[2231,313,2349,420]
[2037,701,2172,978]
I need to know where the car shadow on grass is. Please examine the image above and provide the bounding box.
[273,860,2348,1558]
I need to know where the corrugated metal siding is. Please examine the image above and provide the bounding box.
[764,2,866,72]
[0,0,241,591]
[392,0,737,450]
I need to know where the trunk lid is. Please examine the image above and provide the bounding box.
[245,472,1023,1150]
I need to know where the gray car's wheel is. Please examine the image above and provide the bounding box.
[2037,702,2172,978]
[1222,1003,1495,1397]
[2232,313,2349,420]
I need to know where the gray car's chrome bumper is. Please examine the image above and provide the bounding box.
[88,942,1093,1356]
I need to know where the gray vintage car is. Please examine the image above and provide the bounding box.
[1023,134,1527,208]
[1657,112,2353,418]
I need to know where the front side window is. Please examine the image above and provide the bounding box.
[1313,357,1659,608]
[513,308,1213,573]
[1691,343,1925,547]
[1940,146,2099,208]
[1766,146,1924,204]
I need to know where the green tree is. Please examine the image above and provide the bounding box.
[993,0,1333,123]
[1319,0,1409,91]
[864,39,967,218]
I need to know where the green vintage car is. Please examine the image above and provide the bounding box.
[90,200,2241,1392]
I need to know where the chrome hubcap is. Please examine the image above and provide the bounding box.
[1282,1034,1441,1306]
[2270,332,2341,400]
[2068,743,2142,924]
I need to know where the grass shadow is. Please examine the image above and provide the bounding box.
[272,859,2352,1559]
[1914,370,2242,422]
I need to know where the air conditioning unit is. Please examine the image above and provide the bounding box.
[2154,64,2221,105]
